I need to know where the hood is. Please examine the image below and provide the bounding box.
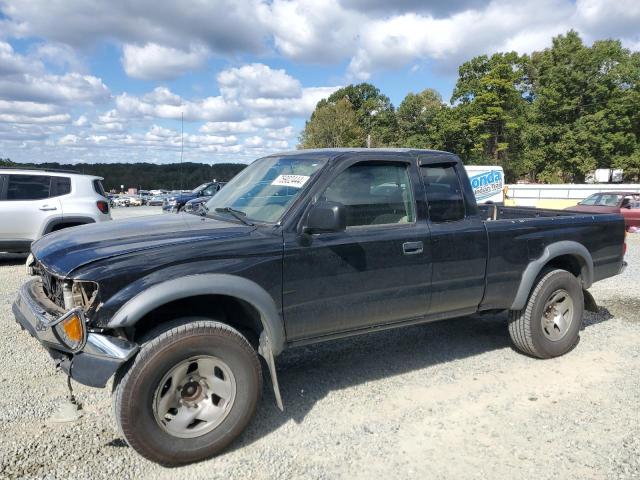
[32,214,254,277]
[171,192,197,202]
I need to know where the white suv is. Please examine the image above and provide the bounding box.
[0,168,111,253]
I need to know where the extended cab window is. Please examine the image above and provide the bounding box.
[323,162,415,227]
[6,174,50,200]
[422,164,465,222]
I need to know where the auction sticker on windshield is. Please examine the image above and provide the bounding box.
[271,174,310,188]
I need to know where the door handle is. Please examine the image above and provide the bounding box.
[39,205,57,211]
[402,241,424,255]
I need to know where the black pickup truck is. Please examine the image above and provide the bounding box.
[13,149,627,465]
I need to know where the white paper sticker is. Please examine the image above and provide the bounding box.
[271,174,310,188]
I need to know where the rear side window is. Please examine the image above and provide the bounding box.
[6,174,50,200]
[421,164,466,222]
[93,179,106,197]
[50,177,71,197]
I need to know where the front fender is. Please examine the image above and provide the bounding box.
[106,273,286,355]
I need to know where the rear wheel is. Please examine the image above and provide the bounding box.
[113,320,262,466]
[509,269,584,359]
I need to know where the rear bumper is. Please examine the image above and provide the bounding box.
[13,279,139,388]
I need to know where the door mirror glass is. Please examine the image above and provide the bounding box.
[305,201,347,233]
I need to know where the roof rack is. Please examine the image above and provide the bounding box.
[0,166,87,175]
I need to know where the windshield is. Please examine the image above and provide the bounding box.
[579,193,623,207]
[192,183,210,194]
[206,156,327,223]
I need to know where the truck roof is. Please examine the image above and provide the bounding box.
[267,148,459,161]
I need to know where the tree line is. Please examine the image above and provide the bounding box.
[0,158,246,191]
[299,31,640,183]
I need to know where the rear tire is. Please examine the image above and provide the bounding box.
[112,319,262,466]
[509,269,584,359]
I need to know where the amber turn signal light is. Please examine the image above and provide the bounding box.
[55,310,86,351]
[61,314,83,343]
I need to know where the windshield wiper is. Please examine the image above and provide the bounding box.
[214,207,254,226]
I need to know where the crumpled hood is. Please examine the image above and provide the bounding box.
[31,213,254,277]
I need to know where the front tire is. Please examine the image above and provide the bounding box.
[509,269,584,359]
[113,320,262,466]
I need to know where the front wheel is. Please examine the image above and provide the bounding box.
[509,269,584,359]
[112,320,262,466]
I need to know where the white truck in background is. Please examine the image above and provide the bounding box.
[464,165,505,204]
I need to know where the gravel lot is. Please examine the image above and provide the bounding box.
[0,210,638,479]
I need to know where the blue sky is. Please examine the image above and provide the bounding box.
[0,0,639,165]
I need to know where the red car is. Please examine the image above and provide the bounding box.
[567,191,640,230]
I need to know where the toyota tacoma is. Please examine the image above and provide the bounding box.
[13,149,627,465]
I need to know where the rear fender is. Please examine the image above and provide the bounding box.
[510,241,594,311]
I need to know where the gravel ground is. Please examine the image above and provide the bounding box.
[0,214,638,479]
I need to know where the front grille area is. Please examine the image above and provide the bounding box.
[35,263,65,309]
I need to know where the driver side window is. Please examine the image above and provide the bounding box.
[322,162,415,227]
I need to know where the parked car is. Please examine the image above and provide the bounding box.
[0,168,110,253]
[163,182,226,213]
[128,196,143,207]
[13,149,627,466]
[112,196,131,207]
[146,195,167,206]
[566,192,640,230]
[183,196,211,214]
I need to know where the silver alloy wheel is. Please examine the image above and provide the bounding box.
[541,289,574,341]
[152,355,237,439]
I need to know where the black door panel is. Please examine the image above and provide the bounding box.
[283,224,431,340]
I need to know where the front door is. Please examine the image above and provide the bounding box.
[283,158,432,342]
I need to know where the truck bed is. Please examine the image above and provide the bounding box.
[476,204,625,311]
[479,204,583,221]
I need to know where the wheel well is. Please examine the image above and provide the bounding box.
[544,254,584,281]
[50,222,85,232]
[130,294,264,348]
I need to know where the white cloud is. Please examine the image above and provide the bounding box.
[244,135,265,148]
[73,115,88,126]
[218,63,302,99]
[122,43,208,80]
[115,90,243,122]
[199,120,258,134]
[241,86,341,117]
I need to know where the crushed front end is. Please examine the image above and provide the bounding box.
[12,259,138,388]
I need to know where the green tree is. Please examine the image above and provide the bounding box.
[309,83,397,147]
[525,31,640,182]
[299,97,365,148]
[451,51,531,178]
[396,88,445,148]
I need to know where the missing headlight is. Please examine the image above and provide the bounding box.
[71,281,99,311]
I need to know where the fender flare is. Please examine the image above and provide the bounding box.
[510,240,594,311]
[106,273,286,356]
[41,216,96,236]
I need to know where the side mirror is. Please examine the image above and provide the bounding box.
[304,201,347,234]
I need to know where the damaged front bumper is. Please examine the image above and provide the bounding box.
[12,279,139,388]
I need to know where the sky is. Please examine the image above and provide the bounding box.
[0,0,639,165]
